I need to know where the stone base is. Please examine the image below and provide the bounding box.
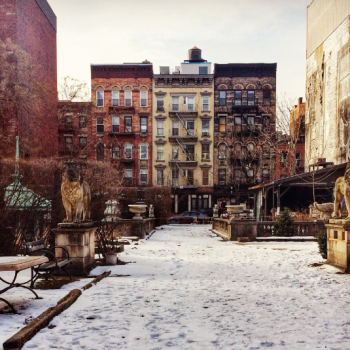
[52,226,97,275]
[325,220,350,273]
[230,220,258,241]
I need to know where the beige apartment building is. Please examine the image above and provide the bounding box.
[152,47,214,214]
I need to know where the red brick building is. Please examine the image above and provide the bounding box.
[90,62,153,186]
[0,0,58,157]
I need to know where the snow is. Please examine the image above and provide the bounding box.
[2,225,350,349]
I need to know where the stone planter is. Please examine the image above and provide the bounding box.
[106,253,117,265]
[128,204,147,220]
[226,205,244,214]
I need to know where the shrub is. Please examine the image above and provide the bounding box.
[317,231,327,259]
[273,208,297,236]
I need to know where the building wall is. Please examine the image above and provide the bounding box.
[0,0,58,157]
[181,62,211,74]
[152,71,214,213]
[90,64,153,186]
[305,15,350,167]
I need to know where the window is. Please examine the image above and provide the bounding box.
[202,96,209,111]
[247,90,255,106]
[233,143,241,159]
[187,97,194,111]
[247,142,255,155]
[247,116,255,127]
[96,143,104,161]
[79,116,86,128]
[202,120,209,136]
[262,144,270,159]
[263,89,271,106]
[172,96,179,111]
[262,168,270,182]
[263,116,270,132]
[234,91,242,106]
[124,166,133,185]
[140,117,147,133]
[185,169,194,185]
[234,116,242,132]
[96,91,104,107]
[172,145,179,160]
[186,145,195,161]
[64,116,72,128]
[157,146,164,160]
[157,97,164,111]
[124,143,133,159]
[140,90,147,107]
[234,169,242,183]
[124,116,132,132]
[112,91,119,106]
[111,145,120,159]
[124,90,132,106]
[79,137,87,149]
[296,152,302,167]
[172,120,179,136]
[202,169,209,186]
[186,120,195,136]
[140,144,148,159]
[202,144,210,161]
[219,91,226,106]
[218,143,226,159]
[172,169,179,187]
[191,197,197,210]
[280,151,287,167]
[219,116,226,132]
[157,120,164,136]
[112,116,120,133]
[96,117,104,133]
[65,136,73,150]
[183,96,187,105]
[199,66,208,74]
[218,169,226,184]
[140,170,148,185]
[157,170,164,186]
[247,168,254,178]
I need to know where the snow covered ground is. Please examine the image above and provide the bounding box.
[2,225,350,349]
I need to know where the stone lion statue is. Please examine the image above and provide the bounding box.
[332,162,350,219]
[61,162,91,223]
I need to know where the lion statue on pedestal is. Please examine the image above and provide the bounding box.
[61,162,91,223]
[332,162,350,219]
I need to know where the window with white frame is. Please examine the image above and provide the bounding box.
[202,144,210,161]
[247,90,255,106]
[112,116,119,133]
[124,116,132,132]
[111,91,119,106]
[124,166,133,184]
[157,146,164,160]
[172,96,179,111]
[96,91,104,107]
[202,96,209,111]
[140,143,148,159]
[172,145,179,160]
[157,120,164,136]
[234,90,242,106]
[186,120,194,136]
[124,90,132,106]
[172,120,179,136]
[157,96,164,111]
[140,90,148,107]
[157,170,164,186]
[124,143,133,159]
[187,97,194,111]
[140,169,148,185]
[202,119,209,136]
[219,90,226,106]
[96,117,104,133]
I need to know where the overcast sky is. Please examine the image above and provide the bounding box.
[47,0,311,101]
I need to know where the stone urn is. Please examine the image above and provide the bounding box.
[128,204,147,220]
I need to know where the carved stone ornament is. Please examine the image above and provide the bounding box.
[332,162,350,220]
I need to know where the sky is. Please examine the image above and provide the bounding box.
[47,0,311,101]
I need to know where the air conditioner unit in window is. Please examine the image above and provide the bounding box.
[202,131,209,136]
[218,155,225,159]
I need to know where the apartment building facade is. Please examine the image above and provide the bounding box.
[152,47,214,213]
[213,63,277,208]
[90,62,153,186]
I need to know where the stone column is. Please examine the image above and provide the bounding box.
[325,219,350,273]
[52,224,97,275]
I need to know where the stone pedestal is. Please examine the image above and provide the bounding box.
[325,219,350,273]
[52,224,97,275]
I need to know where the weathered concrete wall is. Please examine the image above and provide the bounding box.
[305,16,350,167]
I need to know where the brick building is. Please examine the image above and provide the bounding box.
[90,62,153,186]
[213,63,277,208]
[152,47,214,214]
[0,0,58,157]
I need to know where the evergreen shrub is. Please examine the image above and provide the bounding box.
[273,208,297,236]
[316,231,327,259]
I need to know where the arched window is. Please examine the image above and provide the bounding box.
[96,143,104,161]
[124,143,133,159]
[140,143,148,159]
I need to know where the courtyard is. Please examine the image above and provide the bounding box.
[1,225,349,349]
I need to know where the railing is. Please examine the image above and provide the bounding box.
[169,153,197,162]
[257,221,325,237]
[168,129,197,137]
